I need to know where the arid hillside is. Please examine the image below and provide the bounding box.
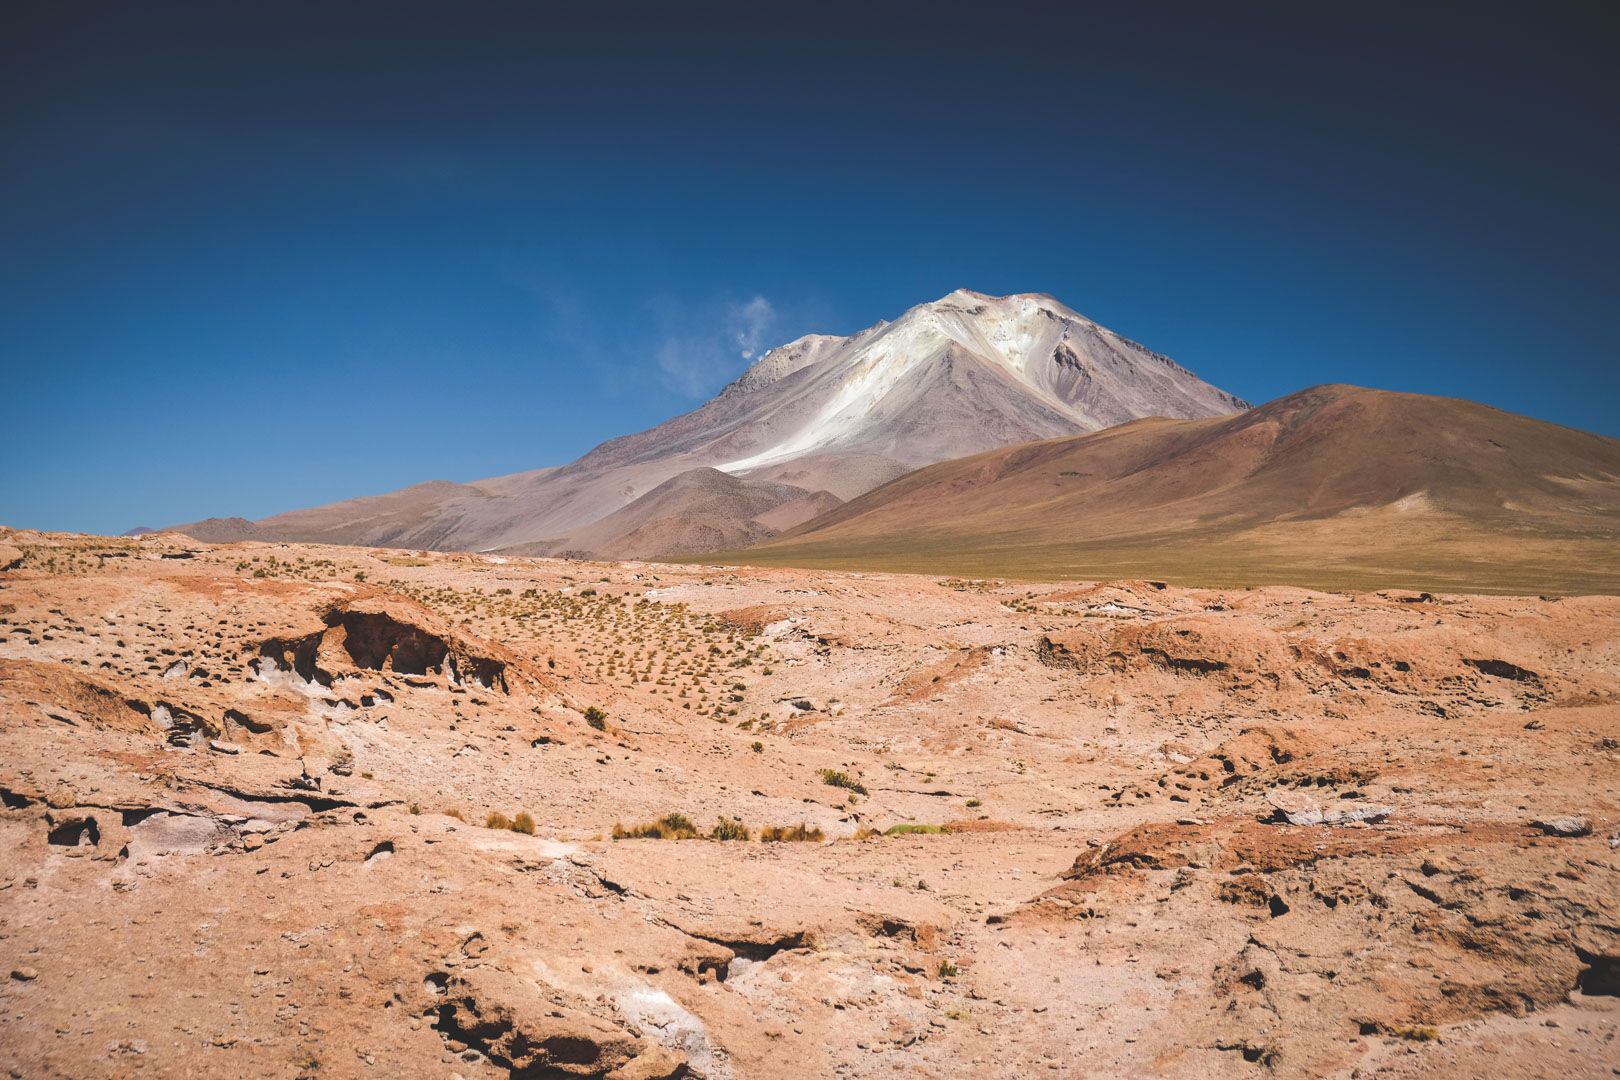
[0,527,1616,1078]
[727,385,1620,594]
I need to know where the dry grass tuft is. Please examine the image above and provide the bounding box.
[612,813,699,840]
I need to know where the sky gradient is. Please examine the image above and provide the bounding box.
[4,1,1617,535]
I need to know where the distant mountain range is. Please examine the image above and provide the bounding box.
[162,290,1620,593]
[726,384,1620,594]
[170,290,1246,556]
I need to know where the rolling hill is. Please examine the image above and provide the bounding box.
[714,385,1620,594]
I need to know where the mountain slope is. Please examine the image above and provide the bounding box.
[720,385,1620,594]
[171,289,1246,555]
[176,480,504,547]
[535,468,839,560]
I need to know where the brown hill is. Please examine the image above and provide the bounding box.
[543,467,842,561]
[175,480,501,547]
[718,385,1620,594]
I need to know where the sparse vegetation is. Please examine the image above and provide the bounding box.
[709,817,750,841]
[884,823,949,836]
[938,959,959,978]
[584,706,608,731]
[759,823,825,842]
[612,813,700,840]
[938,578,1003,592]
[818,768,867,796]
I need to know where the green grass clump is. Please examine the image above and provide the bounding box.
[759,823,825,842]
[818,768,867,796]
[884,823,950,836]
[612,813,699,840]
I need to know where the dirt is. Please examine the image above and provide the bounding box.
[0,527,1616,1078]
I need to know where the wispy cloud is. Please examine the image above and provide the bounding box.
[731,295,775,360]
[651,294,778,398]
[522,282,804,403]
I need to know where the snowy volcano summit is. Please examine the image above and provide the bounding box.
[172,290,1247,556]
[713,288,1246,473]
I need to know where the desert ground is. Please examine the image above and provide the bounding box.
[1,527,1617,1078]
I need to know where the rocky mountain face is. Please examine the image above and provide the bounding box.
[174,290,1246,555]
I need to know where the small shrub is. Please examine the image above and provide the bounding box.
[851,826,881,840]
[818,768,867,796]
[965,798,981,808]
[408,802,422,815]
[709,817,750,841]
[443,808,465,821]
[486,811,513,830]
[512,812,536,835]
[584,706,608,731]
[1391,1025,1438,1042]
[884,823,950,836]
[751,741,764,753]
[759,823,825,842]
[938,960,959,978]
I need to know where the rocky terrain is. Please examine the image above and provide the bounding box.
[1,527,1616,1078]
[168,290,1245,558]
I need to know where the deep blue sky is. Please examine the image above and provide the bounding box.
[4,2,1617,534]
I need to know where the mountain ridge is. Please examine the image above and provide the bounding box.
[168,289,1246,555]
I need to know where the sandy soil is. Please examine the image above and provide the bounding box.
[0,529,1616,1078]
